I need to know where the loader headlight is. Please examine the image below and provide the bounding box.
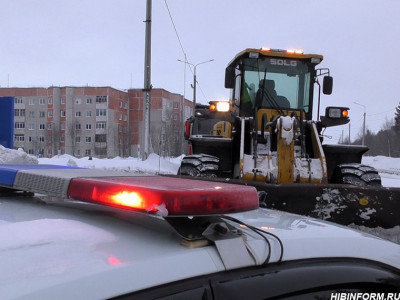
[321,107,350,128]
[209,101,230,112]
[327,107,349,119]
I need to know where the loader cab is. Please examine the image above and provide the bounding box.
[225,48,329,120]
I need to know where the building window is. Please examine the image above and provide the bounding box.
[86,124,92,130]
[14,98,23,104]
[96,121,106,129]
[61,111,66,117]
[95,134,107,142]
[95,96,107,103]
[47,149,52,156]
[14,109,25,117]
[60,123,65,131]
[96,109,107,116]
[173,102,179,109]
[48,97,53,104]
[75,111,81,117]
[39,124,45,130]
[124,103,128,109]
[86,98,92,104]
[85,149,91,156]
[119,113,122,120]
[85,136,92,143]
[123,115,127,121]
[86,111,92,117]
[76,123,81,130]
[48,111,53,117]
[75,98,81,104]
[60,135,65,142]
[47,123,52,130]
[14,135,24,142]
[119,101,123,108]
[173,114,178,120]
[29,98,35,105]
[75,136,81,143]
[61,97,66,104]
[75,149,80,156]
[39,136,45,142]
[29,123,35,130]
[39,98,45,105]
[29,111,35,118]
[39,111,45,118]
[28,136,33,142]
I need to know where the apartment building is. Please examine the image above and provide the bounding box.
[128,89,193,157]
[0,86,192,158]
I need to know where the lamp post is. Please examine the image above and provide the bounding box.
[354,102,366,146]
[178,58,214,117]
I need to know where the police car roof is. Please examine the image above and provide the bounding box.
[1,196,399,299]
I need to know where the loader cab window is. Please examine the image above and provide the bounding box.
[241,57,313,116]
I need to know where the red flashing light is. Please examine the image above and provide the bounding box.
[67,176,259,216]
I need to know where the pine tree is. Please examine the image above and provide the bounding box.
[395,101,400,128]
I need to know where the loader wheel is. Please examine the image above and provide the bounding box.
[178,154,219,177]
[332,163,382,187]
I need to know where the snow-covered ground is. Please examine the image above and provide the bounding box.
[1,145,399,244]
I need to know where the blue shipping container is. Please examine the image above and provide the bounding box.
[0,97,14,149]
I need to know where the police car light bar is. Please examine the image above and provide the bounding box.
[0,164,259,217]
[68,176,258,216]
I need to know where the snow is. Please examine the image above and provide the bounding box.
[0,145,399,244]
[38,152,182,175]
[277,116,295,146]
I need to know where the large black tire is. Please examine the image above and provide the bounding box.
[332,163,382,187]
[178,154,219,177]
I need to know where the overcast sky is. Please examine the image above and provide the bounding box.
[1,0,399,143]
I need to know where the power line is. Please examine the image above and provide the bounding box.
[367,108,395,117]
[164,0,209,103]
[164,0,186,59]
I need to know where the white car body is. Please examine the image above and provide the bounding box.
[1,196,399,299]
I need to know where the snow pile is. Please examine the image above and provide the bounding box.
[38,153,181,175]
[0,145,38,165]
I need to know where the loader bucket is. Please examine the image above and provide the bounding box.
[251,183,400,229]
[172,175,400,229]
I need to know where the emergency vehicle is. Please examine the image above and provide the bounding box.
[0,164,399,299]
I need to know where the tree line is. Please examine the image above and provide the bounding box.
[341,102,400,157]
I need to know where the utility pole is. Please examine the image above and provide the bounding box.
[348,123,351,145]
[177,58,214,117]
[354,102,366,146]
[143,0,152,160]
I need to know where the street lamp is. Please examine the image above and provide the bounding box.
[354,102,366,146]
[178,58,214,116]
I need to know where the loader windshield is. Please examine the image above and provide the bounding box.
[241,57,313,116]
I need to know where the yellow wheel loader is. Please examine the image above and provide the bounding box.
[179,47,400,228]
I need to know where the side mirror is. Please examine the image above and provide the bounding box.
[225,67,235,89]
[323,76,333,95]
